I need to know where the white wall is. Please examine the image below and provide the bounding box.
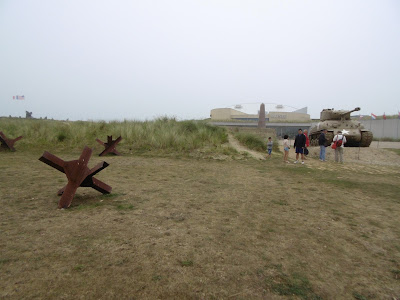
[360,119,400,139]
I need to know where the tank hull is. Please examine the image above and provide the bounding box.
[309,121,373,147]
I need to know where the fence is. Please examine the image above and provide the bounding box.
[360,119,400,139]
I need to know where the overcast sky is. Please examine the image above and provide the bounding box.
[1,0,399,120]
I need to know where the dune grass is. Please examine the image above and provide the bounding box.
[233,130,281,153]
[0,117,229,154]
[234,132,267,152]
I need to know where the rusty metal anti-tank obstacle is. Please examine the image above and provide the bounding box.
[0,131,23,151]
[39,146,112,209]
[96,135,122,156]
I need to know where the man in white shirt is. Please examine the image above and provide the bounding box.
[333,130,347,163]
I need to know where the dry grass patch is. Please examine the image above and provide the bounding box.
[1,150,400,299]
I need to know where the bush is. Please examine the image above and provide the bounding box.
[56,132,68,142]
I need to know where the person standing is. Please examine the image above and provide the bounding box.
[333,130,347,163]
[283,135,290,163]
[304,129,310,147]
[266,137,273,159]
[303,129,310,159]
[293,129,306,164]
[319,129,327,161]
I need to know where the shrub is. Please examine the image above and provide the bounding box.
[57,132,68,142]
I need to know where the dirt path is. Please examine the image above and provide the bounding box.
[228,134,266,160]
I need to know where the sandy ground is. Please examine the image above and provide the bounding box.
[230,136,400,167]
[277,140,400,167]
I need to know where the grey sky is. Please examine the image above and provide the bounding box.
[1,0,399,120]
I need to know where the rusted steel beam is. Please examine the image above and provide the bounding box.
[39,151,66,173]
[90,178,112,194]
[0,131,23,151]
[39,146,112,209]
[96,135,122,156]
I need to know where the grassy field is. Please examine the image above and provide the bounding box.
[1,120,400,299]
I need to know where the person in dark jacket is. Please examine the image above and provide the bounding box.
[319,129,327,161]
[293,129,306,164]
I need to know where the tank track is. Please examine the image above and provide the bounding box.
[309,132,334,147]
[309,134,318,146]
[360,131,373,147]
[325,132,333,146]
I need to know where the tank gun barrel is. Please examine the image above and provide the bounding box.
[339,107,360,116]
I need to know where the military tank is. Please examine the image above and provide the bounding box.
[309,107,373,147]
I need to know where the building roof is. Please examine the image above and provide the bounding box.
[227,103,307,115]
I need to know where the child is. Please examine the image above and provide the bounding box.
[283,135,290,163]
[266,137,273,159]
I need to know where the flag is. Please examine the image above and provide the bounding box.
[15,95,25,100]
[13,96,15,100]
[383,113,387,120]
[371,113,377,120]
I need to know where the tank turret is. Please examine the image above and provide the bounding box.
[320,107,360,121]
[309,107,372,147]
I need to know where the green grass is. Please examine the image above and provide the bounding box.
[234,132,266,152]
[352,291,368,300]
[73,265,85,272]
[72,202,106,210]
[0,258,14,265]
[266,271,322,299]
[385,148,400,155]
[232,129,281,153]
[179,260,194,267]
[101,193,125,199]
[152,275,162,281]
[391,269,400,279]
[272,200,288,206]
[115,204,135,210]
[320,178,363,189]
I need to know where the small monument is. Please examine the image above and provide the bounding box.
[258,103,266,128]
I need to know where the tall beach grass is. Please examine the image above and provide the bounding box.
[0,117,228,154]
[233,130,280,153]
